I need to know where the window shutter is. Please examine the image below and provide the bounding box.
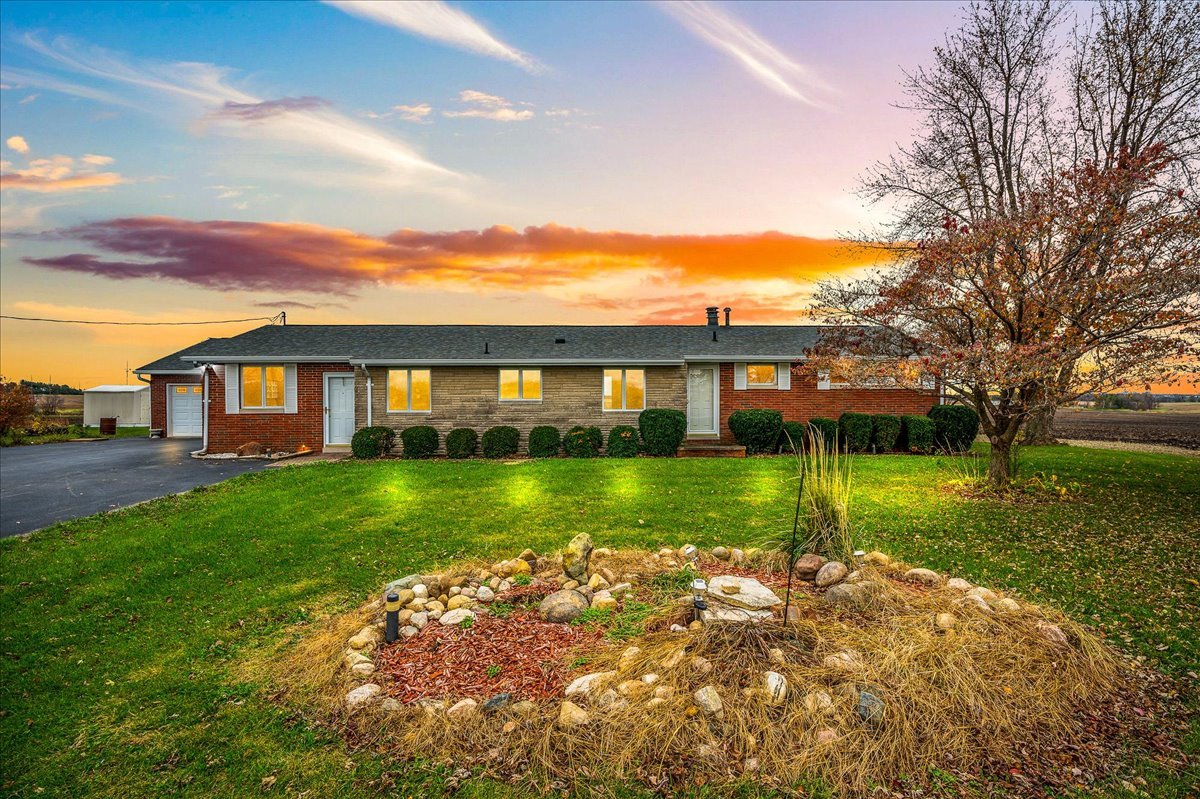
[817,370,831,391]
[776,362,791,390]
[224,364,240,414]
[284,364,298,413]
[734,363,747,390]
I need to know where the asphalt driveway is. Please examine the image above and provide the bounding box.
[0,438,271,537]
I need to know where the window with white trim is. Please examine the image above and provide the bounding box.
[603,368,645,411]
[387,369,431,412]
[746,363,777,387]
[241,365,285,409]
[499,368,541,401]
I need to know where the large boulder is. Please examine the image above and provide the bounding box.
[562,533,594,580]
[815,561,849,587]
[793,553,826,580]
[540,589,590,623]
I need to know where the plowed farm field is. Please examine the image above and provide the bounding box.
[1053,405,1200,450]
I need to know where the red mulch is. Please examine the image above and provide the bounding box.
[375,610,605,703]
[496,578,559,605]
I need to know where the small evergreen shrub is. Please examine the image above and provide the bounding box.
[351,425,395,458]
[807,417,839,451]
[778,420,807,453]
[563,425,602,458]
[481,425,520,458]
[728,409,783,454]
[899,415,934,453]
[638,408,687,456]
[399,425,439,458]
[528,425,561,458]
[606,425,639,457]
[871,414,902,452]
[445,427,478,459]
[839,412,873,452]
[928,405,981,452]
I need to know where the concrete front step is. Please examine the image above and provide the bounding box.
[678,440,746,458]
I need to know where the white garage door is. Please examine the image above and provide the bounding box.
[169,385,203,438]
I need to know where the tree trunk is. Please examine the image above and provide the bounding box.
[987,432,1016,487]
[1023,405,1058,445]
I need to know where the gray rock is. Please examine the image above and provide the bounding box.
[565,670,617,697]
[345,683,382,710]
[712,546,731,560]
[856,690,885,726]
[823,583,862,607]
[409,611,429,629]
[693,685,723,716]
[540,589,590,623]
[563,532,594,580]
[476,586,496,602]
[815,561,849,587]
[439,608,476,626]
[905,568,943,587]
[386,574,429,592]
[705,576,782,610]
[400,625,420,638]
[482,693,512,714]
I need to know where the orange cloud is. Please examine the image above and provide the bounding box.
[25,217,883,295]
[1,171,126,192]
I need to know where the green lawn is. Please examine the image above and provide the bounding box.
[1,447,1197,798]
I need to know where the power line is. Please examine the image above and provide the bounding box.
[0,312,283,326]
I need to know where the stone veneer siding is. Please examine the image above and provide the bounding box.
[717,363,937,444]
[357,365,687,452]
[148,374,202,436]
[206,362,354,453]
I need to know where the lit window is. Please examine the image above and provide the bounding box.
[603,368,646,411]
[746,363,777,386]
[241,365,285,409]
[192,386,202,393]
[175,386,188,394]
[388,369,431,412]
[499,368,541,401]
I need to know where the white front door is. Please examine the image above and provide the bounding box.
[325,375,356,446]
[687,366,718,434]
[168,385,203,438]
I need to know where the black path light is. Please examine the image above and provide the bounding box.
[385,591,400,644]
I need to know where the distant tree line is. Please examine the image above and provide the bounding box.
[19,380,82,395]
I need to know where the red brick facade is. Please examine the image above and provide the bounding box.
[716,364,936,443]
[148,374,202,435]
[206,362,354,453]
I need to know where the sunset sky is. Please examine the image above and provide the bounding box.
[0,0,968,387]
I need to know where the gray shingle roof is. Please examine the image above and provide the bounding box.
[135,339,225,372]
[173,324,833,363]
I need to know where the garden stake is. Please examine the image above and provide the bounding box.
[782,447,805,627]
[385,591,400,644]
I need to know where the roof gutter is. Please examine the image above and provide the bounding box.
[349,358,686,366]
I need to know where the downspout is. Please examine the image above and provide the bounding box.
[365,365,373,427]
[200,365,210,454]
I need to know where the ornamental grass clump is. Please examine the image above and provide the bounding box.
[799,428,854,564]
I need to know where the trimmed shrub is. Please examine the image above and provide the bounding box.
[638,408,688,456]
[899,414,934,453]
[400,425,439,458]
[481,425,520,458]
[607,425,640,457]
[445,427,478,459]
[528,425,561,458]
[807,417,839,451]
[778,420,807,453]
[928,404,981,452]
[839,412,872,452]
[728,409,783,454]
[351,425,395,458]
[563,425,602,458]
[871,414,902,452]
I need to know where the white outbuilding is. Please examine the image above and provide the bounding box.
[83,384,151,427]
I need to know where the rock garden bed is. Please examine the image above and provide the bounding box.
[272,536,1185,797]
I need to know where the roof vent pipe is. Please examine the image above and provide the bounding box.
[724,307,731,326]
[705,306,719,326]
[484,341,489,354]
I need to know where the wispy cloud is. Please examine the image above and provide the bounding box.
[25,218,883,312]
[1,152,127,193]
[395,103,433,122]
[661,1,830,106]
[443,89,534,122]
[6,136,30,154]
[324,0,541,73]
[15,34,459,187]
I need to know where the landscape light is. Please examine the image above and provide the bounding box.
[853,550,866,565]
[691,578,708,624]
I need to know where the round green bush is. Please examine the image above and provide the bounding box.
[563,425,602,457]
[871,414,901,452]
[445,427,478,459]
[839,412,872,452]
[807,417,839,450]
[481,425,520,458]
[778,420,807,453]
[638,408,687,456]
[606,425,639,457]
[899,415,934,453]
[351,425,395,458]
[728,409,783,454]
[399,425,439,459]
[928,405,981,452]
[528,425,561,457]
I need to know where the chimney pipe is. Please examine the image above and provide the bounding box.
[705,306,719,326]
[723,307,731,326]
